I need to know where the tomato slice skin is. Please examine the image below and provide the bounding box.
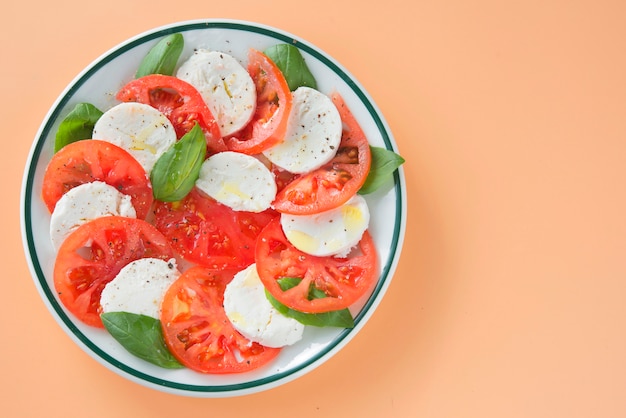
[116,74,226,154]
[223,49,292,155]
[41,139,153,219]
[272,92,372,215]
[255,217,378,313]
[153,188,278,270]
[53,216,175,327]
[160,265,281,373]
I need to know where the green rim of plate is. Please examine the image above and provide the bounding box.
[22,20,405,394]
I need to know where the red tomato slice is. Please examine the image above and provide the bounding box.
[153,188,278,270]
[254,154,298,194]
[255,218,378,313]
[41,139,153,219]
[223,49,292,155]
[160,265,281,374]
[272,165,299,194]
[116,74,226,155]
[53,216,175,327]
[272,92,372,215]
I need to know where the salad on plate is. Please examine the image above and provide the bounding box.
[25,22,405,391]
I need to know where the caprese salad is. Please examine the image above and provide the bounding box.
[42,33,404,374]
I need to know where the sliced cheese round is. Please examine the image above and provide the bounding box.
[223,264,304,348]
[195,151,276,213]
[100,258,181,319]
[176,49,256,137]
[280,194,370,257]
[49,181,136,250]
[263,86,342,174]
[92,102,177,173]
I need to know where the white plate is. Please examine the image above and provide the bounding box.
[20,19,406,397]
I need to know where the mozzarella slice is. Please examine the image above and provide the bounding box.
[223,264,304,348]
[49,181,136,250]
[280,194,370,257]
[195,151,276,212]
[263,86,342,174]
[176,49,256,137]
[100,258,180,319]
[92,102,176,173]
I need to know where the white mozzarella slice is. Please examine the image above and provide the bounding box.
[223,264,304,348]
[263,86,342,174]
[195,151,276,213]
[100,258,181,319]
[176,49,256,137]
[280,194,370,257]
[49,181,136,250]
[92,102,176,173]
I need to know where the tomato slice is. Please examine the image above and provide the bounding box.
[153,188,278,270]
[272,92,372,215]
[255,218,378,313]
[160,265,281,373]
[53,216,174,327]
[223,49,292,155]
[116,74,226,154]
[41,139,153,219]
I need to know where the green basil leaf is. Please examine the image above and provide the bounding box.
[359,146,406,195]
[264,44,317,91]
[135,33,184,78]
[265,277,355,328]
[101,312,184,369]
[150,123,206,202]
[54,103,103,152]
[276,276,303,292]
[266,290,354,328]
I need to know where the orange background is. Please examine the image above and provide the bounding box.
[4,0,626,417]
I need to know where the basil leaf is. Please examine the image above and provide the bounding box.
[276,276,304,292]
[359,146,406,195]
[54,103,103,152]
[135,33,184,78]
[101,312,184,369]
[265,277,355,328]
[150,123,206,202]
[264,44,317,91]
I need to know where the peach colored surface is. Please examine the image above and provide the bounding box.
[4,0,626,416]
